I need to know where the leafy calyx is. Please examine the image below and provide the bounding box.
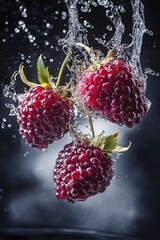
[91,132,131,153]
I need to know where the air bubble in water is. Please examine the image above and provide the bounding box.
[144,68,159,77]
[106,9,113,18]
[81,6,91,12]
[97,0,110,6]
[118,5,125,13]
[106,25,113,31]
[83,20,94,29]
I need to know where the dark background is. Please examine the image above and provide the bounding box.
[0,0,160,239]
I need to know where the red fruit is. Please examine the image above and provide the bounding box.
[54,140,113,203]
[17,86,73,150]
[76,59,151,127]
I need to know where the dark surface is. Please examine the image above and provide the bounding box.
[0,0,160,239]
[0,228,155,240]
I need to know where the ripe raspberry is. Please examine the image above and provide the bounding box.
[54,140,113,203]
[17,86,73,150]
[76,59,150,127]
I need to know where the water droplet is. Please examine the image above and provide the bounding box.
[28,34,36,43]
[144,68,159,77]
[46,23,53,29]
[61,11,67,20]
[106,9,113,18]
[118,5,125,13]
[83,20,94,29]
[14,28,20,33]
[55,11,59,15]
[1,122,5,129]
[20,53,25,60]
[20,5,27,18]
[106,24,113,31]
[45,41,49,46]
[18,20,26,30]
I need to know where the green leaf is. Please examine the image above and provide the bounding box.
[103,134,118,153]
[91,132,131,154]
[37,54,50,85]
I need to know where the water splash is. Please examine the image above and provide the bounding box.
[3,71,18,102]
[62,0,154,81]
[3,0,156,131]
[59,0,88,48]
[3,71,18,117]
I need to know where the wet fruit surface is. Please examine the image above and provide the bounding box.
[76,59,150,127]
[54,140,113,203]
[17,86,74,150]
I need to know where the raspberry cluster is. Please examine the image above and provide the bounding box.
[15,45,150,203]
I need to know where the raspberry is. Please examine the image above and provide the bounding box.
[76,59,150,127]
[17,86,73,150]
[54,140,113,203]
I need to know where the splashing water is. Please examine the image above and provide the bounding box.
[62,0,153,81]
[3,71,18,118]
[2,0,156,130]
[57,0,154,138]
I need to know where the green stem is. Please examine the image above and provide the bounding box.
[85,108,95,139]
[56,54,69,88]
